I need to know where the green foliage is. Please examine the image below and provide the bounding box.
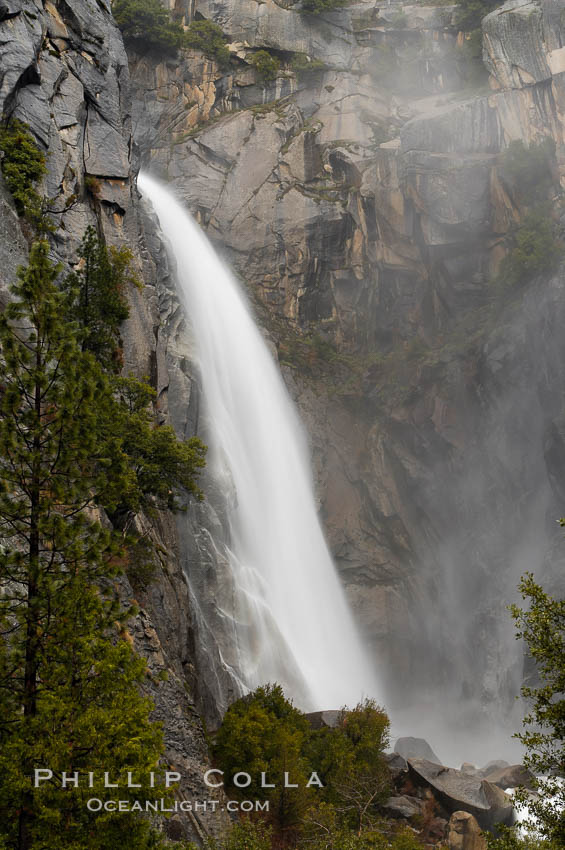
[508,574,565,846]
[64,226,137,371]
[104,374,207,518]
[486,824,558,850]
[215,687,391,840]
[214,684,313,831]
[200,821,273,850]
[498,209,563,287]
[291,52,327,75]
[185,19,231,69]
[62,229,207,519]
[307,700,391,833]
[250,50,281,83]
[113,0,185,53]
[455,0,502,33]
[0,119,46,225]
[302,804,423,849]
[0,242,166,848]
[500,138,556,204]
[302,0,346,14]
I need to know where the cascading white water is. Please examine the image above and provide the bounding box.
[139,173,381,711]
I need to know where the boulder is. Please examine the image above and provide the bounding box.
[481,760,509,773]
[407,759,514,830]
[384,752,409,774]
[306,710,341,730]
[448,811,487,850]
[395,736,442,765]
[482,764,536,791]
[383,795,423,819]
[461,763,479,775]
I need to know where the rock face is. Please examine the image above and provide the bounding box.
[0,0,229,842]
[407,759,514,829]
[127,0,565,753]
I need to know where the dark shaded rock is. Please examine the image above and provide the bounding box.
[407,759,514,830]
[395,736,442,765]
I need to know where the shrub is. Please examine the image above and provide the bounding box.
[185,19,231,69]
[455,0,502,33]
[84,174,102,198]
[302,0,346,13]
[113,0,185,53]
[499,209,563,287]
[250,50,281,82]
[291,52,327,75]
[0,119,46,223]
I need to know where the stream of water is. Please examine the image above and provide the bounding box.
[139,173,382,711]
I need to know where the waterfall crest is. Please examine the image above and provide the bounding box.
[139,173,381,711]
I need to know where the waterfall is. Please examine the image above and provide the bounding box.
[139,173,381,711]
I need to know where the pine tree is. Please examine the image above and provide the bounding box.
[63,229,207,524]
[64,226,134,371]
[0,242,166,849]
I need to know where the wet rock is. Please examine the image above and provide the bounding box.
[395,737,442,765]
[448,811,487,850]
[408,759,514,830]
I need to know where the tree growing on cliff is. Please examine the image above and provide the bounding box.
[185,20,231,69]
[62,229,207,523]
[114,0,185,53]
[0,120,47,228]
[64,225,135,371]
[0,242,167,848]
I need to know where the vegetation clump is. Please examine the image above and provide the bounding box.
[185,19,231,69]
[250,50,281,83]
[498,209,562,287]
[213,684,392,840]
[113,0,186,53]
[301,0,346,14]
[291,53,327,76]
[0,119,46,225]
